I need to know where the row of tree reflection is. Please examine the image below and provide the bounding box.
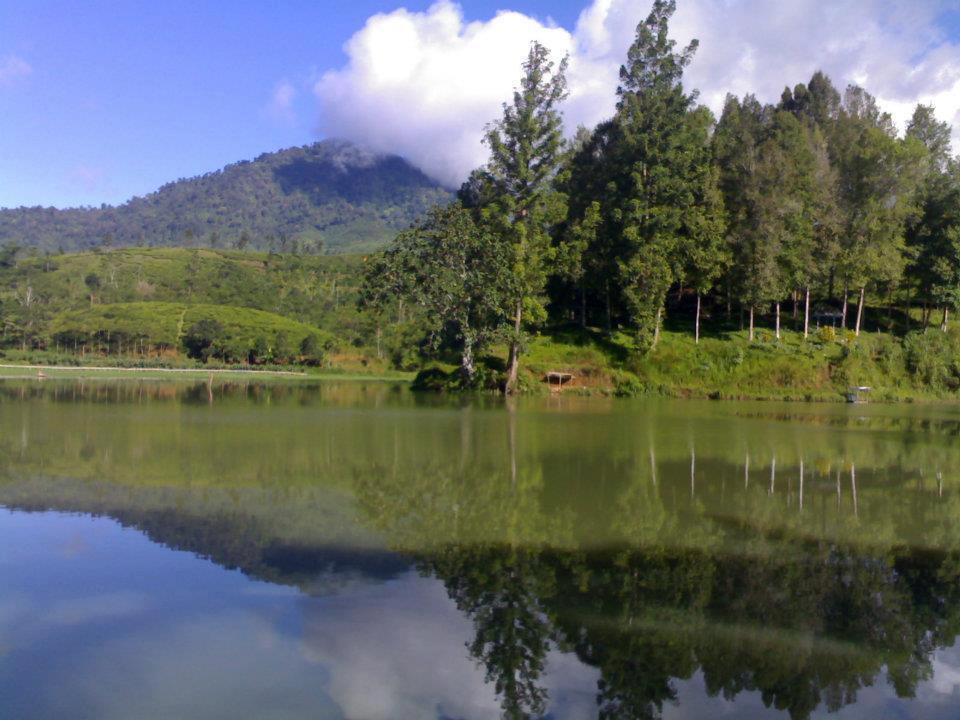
[354,443,960,720]
[4,386,960,717]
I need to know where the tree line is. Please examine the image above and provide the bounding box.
[363,0,960,393]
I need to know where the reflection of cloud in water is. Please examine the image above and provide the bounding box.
[300,571,600,720]
[927,646,960,697]
[45,592,148,626]
[0,591,150,652]
[61,530,91,558]
[45,613,339,720]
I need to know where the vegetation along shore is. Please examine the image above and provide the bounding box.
[3,1,960,402]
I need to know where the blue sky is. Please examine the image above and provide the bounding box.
[2,0,959,208]
[2,1,582,208]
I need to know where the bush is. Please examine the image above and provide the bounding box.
[273,331,294,364]
[411,363,455,392]
[182,319,226,362]
[611,369,645,398]
[249,335,270,365]
[904,330,960,390]
[299,334,326,367]
[816,326,836,344]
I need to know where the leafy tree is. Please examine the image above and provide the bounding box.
[360,203,514,385]
[907,106,960,331]
[249,335,270,365]
[477,41,569,393]
[0,242,19,269]
[714,95,769,339]
[676,107,728,343]
[273,330,293,364]
[182,318,227,362]
[84,272,101,306]
[557,199,601,328]
[833,88,926,334]
[607,0,701,348]
[299,333,326,366]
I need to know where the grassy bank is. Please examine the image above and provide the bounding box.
[419,323,960,403]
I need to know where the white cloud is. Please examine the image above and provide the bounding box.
[316,1,960,187]
[266,79,298,124]
[0,55,32,86]
[68,164,106,191]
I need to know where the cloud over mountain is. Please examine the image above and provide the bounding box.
[315,0,960,187]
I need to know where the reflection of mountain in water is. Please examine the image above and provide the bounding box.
[0,476,407,593]
[5,383,960,718]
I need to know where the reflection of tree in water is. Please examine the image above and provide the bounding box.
[354,455,960,720]
[355,449,569,719]
[425,546,554,719]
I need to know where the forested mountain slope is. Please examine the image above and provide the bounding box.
[0,140,453,254]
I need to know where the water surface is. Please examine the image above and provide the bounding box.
[2,380,960,719]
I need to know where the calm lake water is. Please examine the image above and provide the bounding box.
[3,380,960,719]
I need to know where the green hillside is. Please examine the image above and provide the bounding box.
[48,302,333,365]
[0,140,452,254]
[0,247,384,369]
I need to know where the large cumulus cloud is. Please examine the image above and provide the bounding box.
[316,0,960,187]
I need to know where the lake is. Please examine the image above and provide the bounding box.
[2,380,960,719]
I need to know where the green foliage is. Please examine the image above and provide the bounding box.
[609,0,703,343]
[473,41,570,390]
[183,318,226,362]
[298,334,326,367]
[47,301,331,365]
[904,330,960,390]
[361,203,514,384]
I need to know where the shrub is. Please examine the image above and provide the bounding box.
[249,335,270,365]
[299,334,326,367]
[411,363,455,392]
[816,326,836,344]
[904,330,960,390]
[273,331,293,364]
[182,319,226,362]
[611,370,645,398]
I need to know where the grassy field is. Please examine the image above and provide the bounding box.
[488,322,960,402]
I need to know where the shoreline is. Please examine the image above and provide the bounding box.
[0,364,413,383]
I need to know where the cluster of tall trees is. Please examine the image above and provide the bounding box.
[364,0,960,392]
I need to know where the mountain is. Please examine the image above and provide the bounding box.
[0,140,453,254]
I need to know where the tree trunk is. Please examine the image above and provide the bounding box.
[505,301,522,394]
[803,286,811,339]
[726,285,732,322]
[749,306,755,342]
[855,286,865,336]
[580,284,587,329]
[460,334,475,385]
[886,286,895,332]
[652,306,662,348]
[775,301,781,341]
[942,306,950,333]
[792,291,798,320]
[695,292,701,344]
[841,287,849,329]
[604,281,612,334]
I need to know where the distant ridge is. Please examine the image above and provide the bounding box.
[0,139,453,254]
